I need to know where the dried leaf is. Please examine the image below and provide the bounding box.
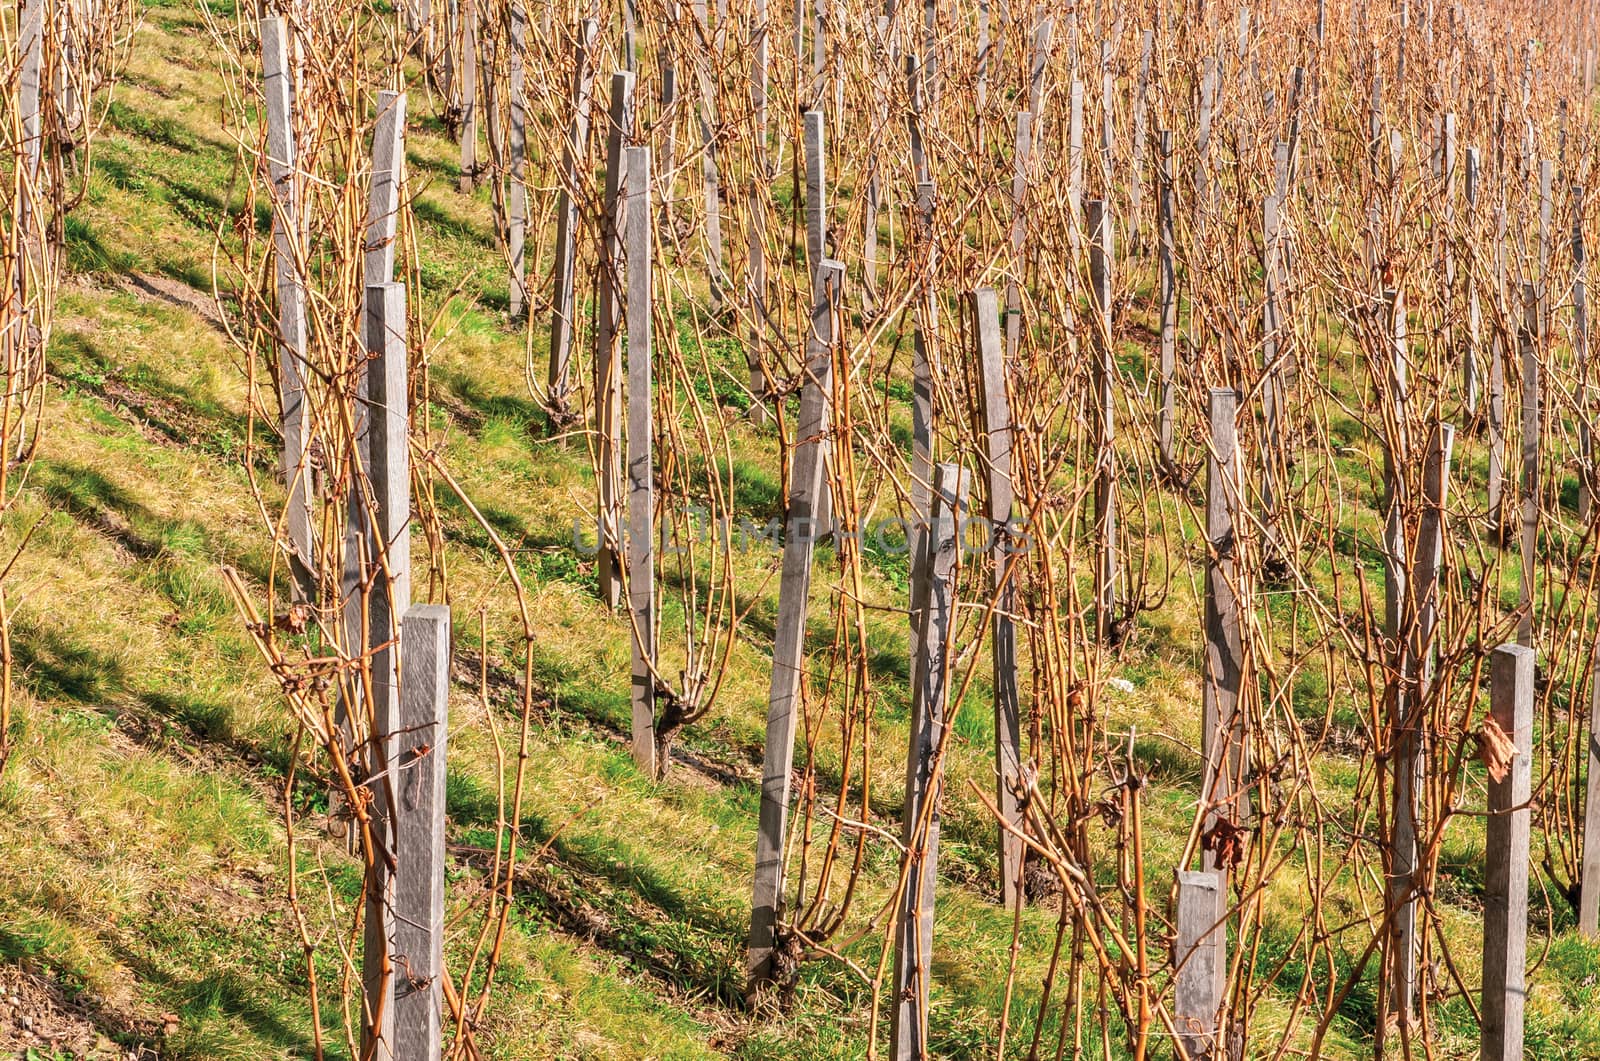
[1477,715,1517,783]
[1200,817,1247,869]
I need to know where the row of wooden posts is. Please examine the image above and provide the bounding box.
[262,17,457,1060]
[255,10,1599,1057]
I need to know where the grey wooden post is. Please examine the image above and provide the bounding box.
[547,19,600,431]
[1098,41,1114,203]
[1576,184,1591,522]
[861,15,890,312]
[394,604,450,1061]
[1027,16,1052,133]
[804,110,826,276]
[1465,147,1481,416]
[974,289,1022,906]
[1582,649,1600,935]
[693,22,727,311]
[890,462,969,1061]
[1129,30,1153,254]
[1005,110,1031,362]
[625,146,656,776]
[1261,195,1282,524]
[1196,57,1217,233]
[804,110,833,536]
[365,92,407,291]
[1383,288,1409,644]
[1490,204,1509,531]
[1088,200,1117,641]
[457,0,478,193]
[1481,642,1534,1061]
[597,72,635,613]
[1159,130,1176,473]
[18,0,40,181]
[507,4,529,316]
[362,281,411,1061]
[1068,81,1084,260]
[910,179,937,591]
[1539,160,1554,337]
[747,260,844,996]
[1175,870,1224,1061]
[260,16,313,603]
[1519,281,1539,648]
[1202,388,1243,894]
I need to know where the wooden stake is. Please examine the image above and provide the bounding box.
[1202,387,1244,895]
[625,146,656,776]
[597,72,636,613]
[1174,870,1224,1061]
[547,18,600,432]
[1481,642,1534,1061]
[1519,280,1538,648]
[891,462,969,1061]
[393,604,450,1061]
[260,16,313,603]
[973,288,1022,906]
[1088,200,1117,640]
[746,260,845,997]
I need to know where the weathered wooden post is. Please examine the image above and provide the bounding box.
[1159,130,1177,475]
[394,603,450,1061]
[804,110,833,536]
[457,0,478,193]
[693,22,727,311]
[596,72,635,613]
[1490,204,1509,532]
[1481,642,1534,1061]
[625,145,656,776]
[547,18,600,433]
[1068,80,1084,259]
[1202,388,1243,900]
[1088,200,1117,640]
[365,92,406,292]
[260,16,313,603]
[1196,57,1218,232]
[1465,146,1481,416]
[1174,870,1225,1061]
[1005,110,1031,362]
[1261,194,1283,526]
[1129,30,1153,254]
[1576,184,1592,521]
[973,288,1022,906]
[1519,281,1539,648]
[910,179,937,587]
[747,260,845,997]
[507,4,529,316]
[891,461,968,1061]
[1582,647,1600,935]
[362,280,411,1061]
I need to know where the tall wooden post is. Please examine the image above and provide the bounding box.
[804,110,833,536]
[362,281,411,1061]
[1582,647,1600,935]
[973,289,1022,906]
[891,462,968,1061]
[365,92,406,292]
[457,0,478,193]
[394,604,450,1061]
[625,146,656,776]
[1519,281,1539,648]
[1129,30,1153,254]
[1005,110,1031,362]
[1202,388,1244,902]
[910,179,937,591]
[1465,146,1481,416]
[261,17,313,603]
[1481,642,1534,1061]
[693,11,727,311]
[1159,130,1177,473]
[547,19,600,432]
[507,5,529,316]
[747,261,845,997]
[1490,204,1509,531]
[1576,183,1592,521]
[1088,200,1117,641]
[597,72,636,613]
[1196,57,1218,233]
[1174,870,1224,1061]
[1068,81,1084,259]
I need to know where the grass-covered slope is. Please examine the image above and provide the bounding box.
[5,3,1600,1060]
